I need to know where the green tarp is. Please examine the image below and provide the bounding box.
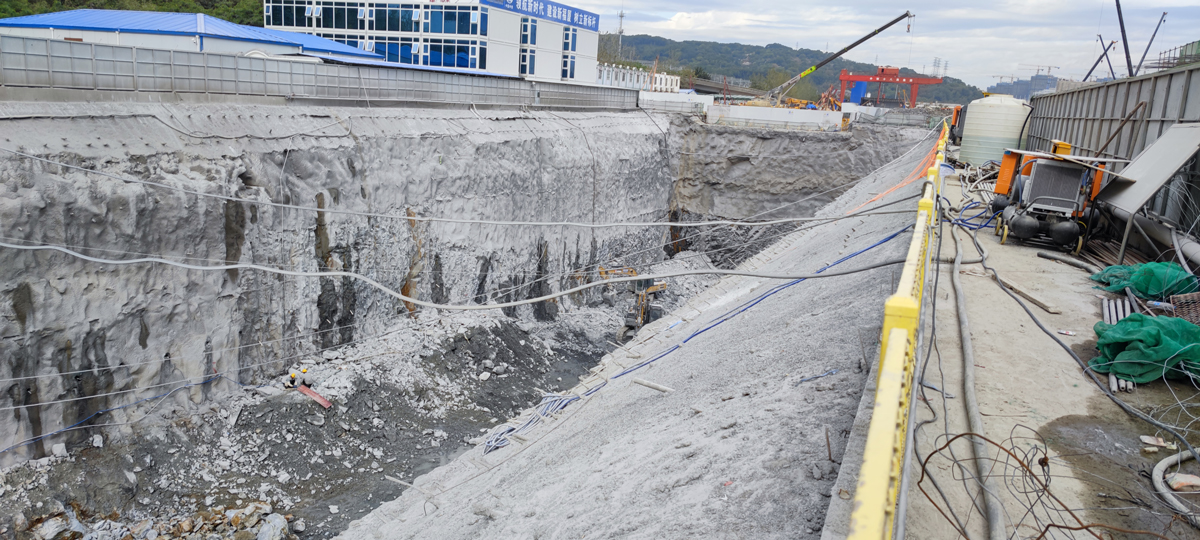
[1090,262,1200,300]
[1090,313,1200,384]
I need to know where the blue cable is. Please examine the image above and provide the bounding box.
[613,224,913,378]
[482,224,913,453]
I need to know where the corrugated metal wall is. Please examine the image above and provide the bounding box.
[1029,65,1200,234]
[1028,64,1200,174]
[0,35,637,109]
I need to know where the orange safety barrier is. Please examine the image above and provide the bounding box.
[845,126,946,215]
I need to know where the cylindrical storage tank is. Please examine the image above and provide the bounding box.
[959,94,1031,166]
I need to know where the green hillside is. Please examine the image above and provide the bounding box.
[0,0,263,27]
[606,34,983,105]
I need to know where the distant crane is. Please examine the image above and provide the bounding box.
[991,75,1019,83]
[1019,64,1061,76]
[1085,40,1118,80]
[1133,12,1167,76]
[746,11,913,108]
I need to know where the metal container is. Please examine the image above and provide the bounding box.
[959,94,1030,166]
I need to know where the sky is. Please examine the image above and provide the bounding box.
[564,0,1200,90]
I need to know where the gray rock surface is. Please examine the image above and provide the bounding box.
[0,102,672,467]
[670,119,927,219]
[335,127,939,540]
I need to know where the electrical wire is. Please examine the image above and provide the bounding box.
[483,224,914,453]
[962,225,1200,466]
[0,244,910,413]
[0,197,920,386]
[0,238,908,315]
[950,225,1009,540]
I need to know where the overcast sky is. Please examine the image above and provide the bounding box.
[566,0,1200,90]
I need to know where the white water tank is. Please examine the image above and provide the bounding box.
[959,94,1030,166]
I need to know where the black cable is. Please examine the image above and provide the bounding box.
[910,205,972,535]
[963,225,1200,470]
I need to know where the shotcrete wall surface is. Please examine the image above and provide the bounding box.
[0,102,673,467]
[0,95,932,539]
[671,119,928,219]
[339,128,939,540]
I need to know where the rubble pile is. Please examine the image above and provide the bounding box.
[1,255,717,539]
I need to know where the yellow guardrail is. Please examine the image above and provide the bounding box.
[847,122,948,540]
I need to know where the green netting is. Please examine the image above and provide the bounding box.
[1090,262,1200,300]
[1089,313,1200,384]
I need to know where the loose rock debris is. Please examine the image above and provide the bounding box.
[1,256,718,539]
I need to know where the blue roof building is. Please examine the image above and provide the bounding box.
[0,9,382,61]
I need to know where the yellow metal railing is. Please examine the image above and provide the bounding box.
[847,123,948,540]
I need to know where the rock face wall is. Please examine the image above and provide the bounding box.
[0,102,672,466]
[670,119,929,219]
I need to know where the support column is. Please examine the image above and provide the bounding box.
[910,84,919,108]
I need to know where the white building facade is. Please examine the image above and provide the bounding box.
[596,63,680,93]
[263,0,599,83]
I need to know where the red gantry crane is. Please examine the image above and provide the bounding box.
[838,67,942,108]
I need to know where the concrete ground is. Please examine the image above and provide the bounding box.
[894,180,1200,538]
[336,133,940,539]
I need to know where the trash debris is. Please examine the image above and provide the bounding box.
[1166,472,1200,492]
[1057,330,1076,336]
[631,378,674,393]
[795,369,839,386]
[1139,435,1177,450]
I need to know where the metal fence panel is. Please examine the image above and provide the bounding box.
[135,48,172,91]
[1,36,51,87]
[94,44,135,91]
[203,53,235,94]
[49,40,94,89]
[237,56,266,95]
[0,35,636,109]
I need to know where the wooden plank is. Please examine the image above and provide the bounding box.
[997,275,1061,314]
[297,384,332,409]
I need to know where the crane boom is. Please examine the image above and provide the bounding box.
[765,11,912,106]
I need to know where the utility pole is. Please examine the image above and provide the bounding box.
[617,10,626,59]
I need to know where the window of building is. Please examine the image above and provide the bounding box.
[520,48,535,75]
[561,54,575,79]
[521,17,537,45]
[562,27,576,52]
[377,36,419,64]
[423,6,481,35]
[265,0,306,27]
[423,38,485,69]
[372,5,419,32]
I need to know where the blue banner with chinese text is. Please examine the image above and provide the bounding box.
[480,0,599,32]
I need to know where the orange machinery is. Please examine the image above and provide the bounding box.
[990,141,1127,253]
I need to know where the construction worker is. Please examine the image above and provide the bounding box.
[284,368,312,389]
